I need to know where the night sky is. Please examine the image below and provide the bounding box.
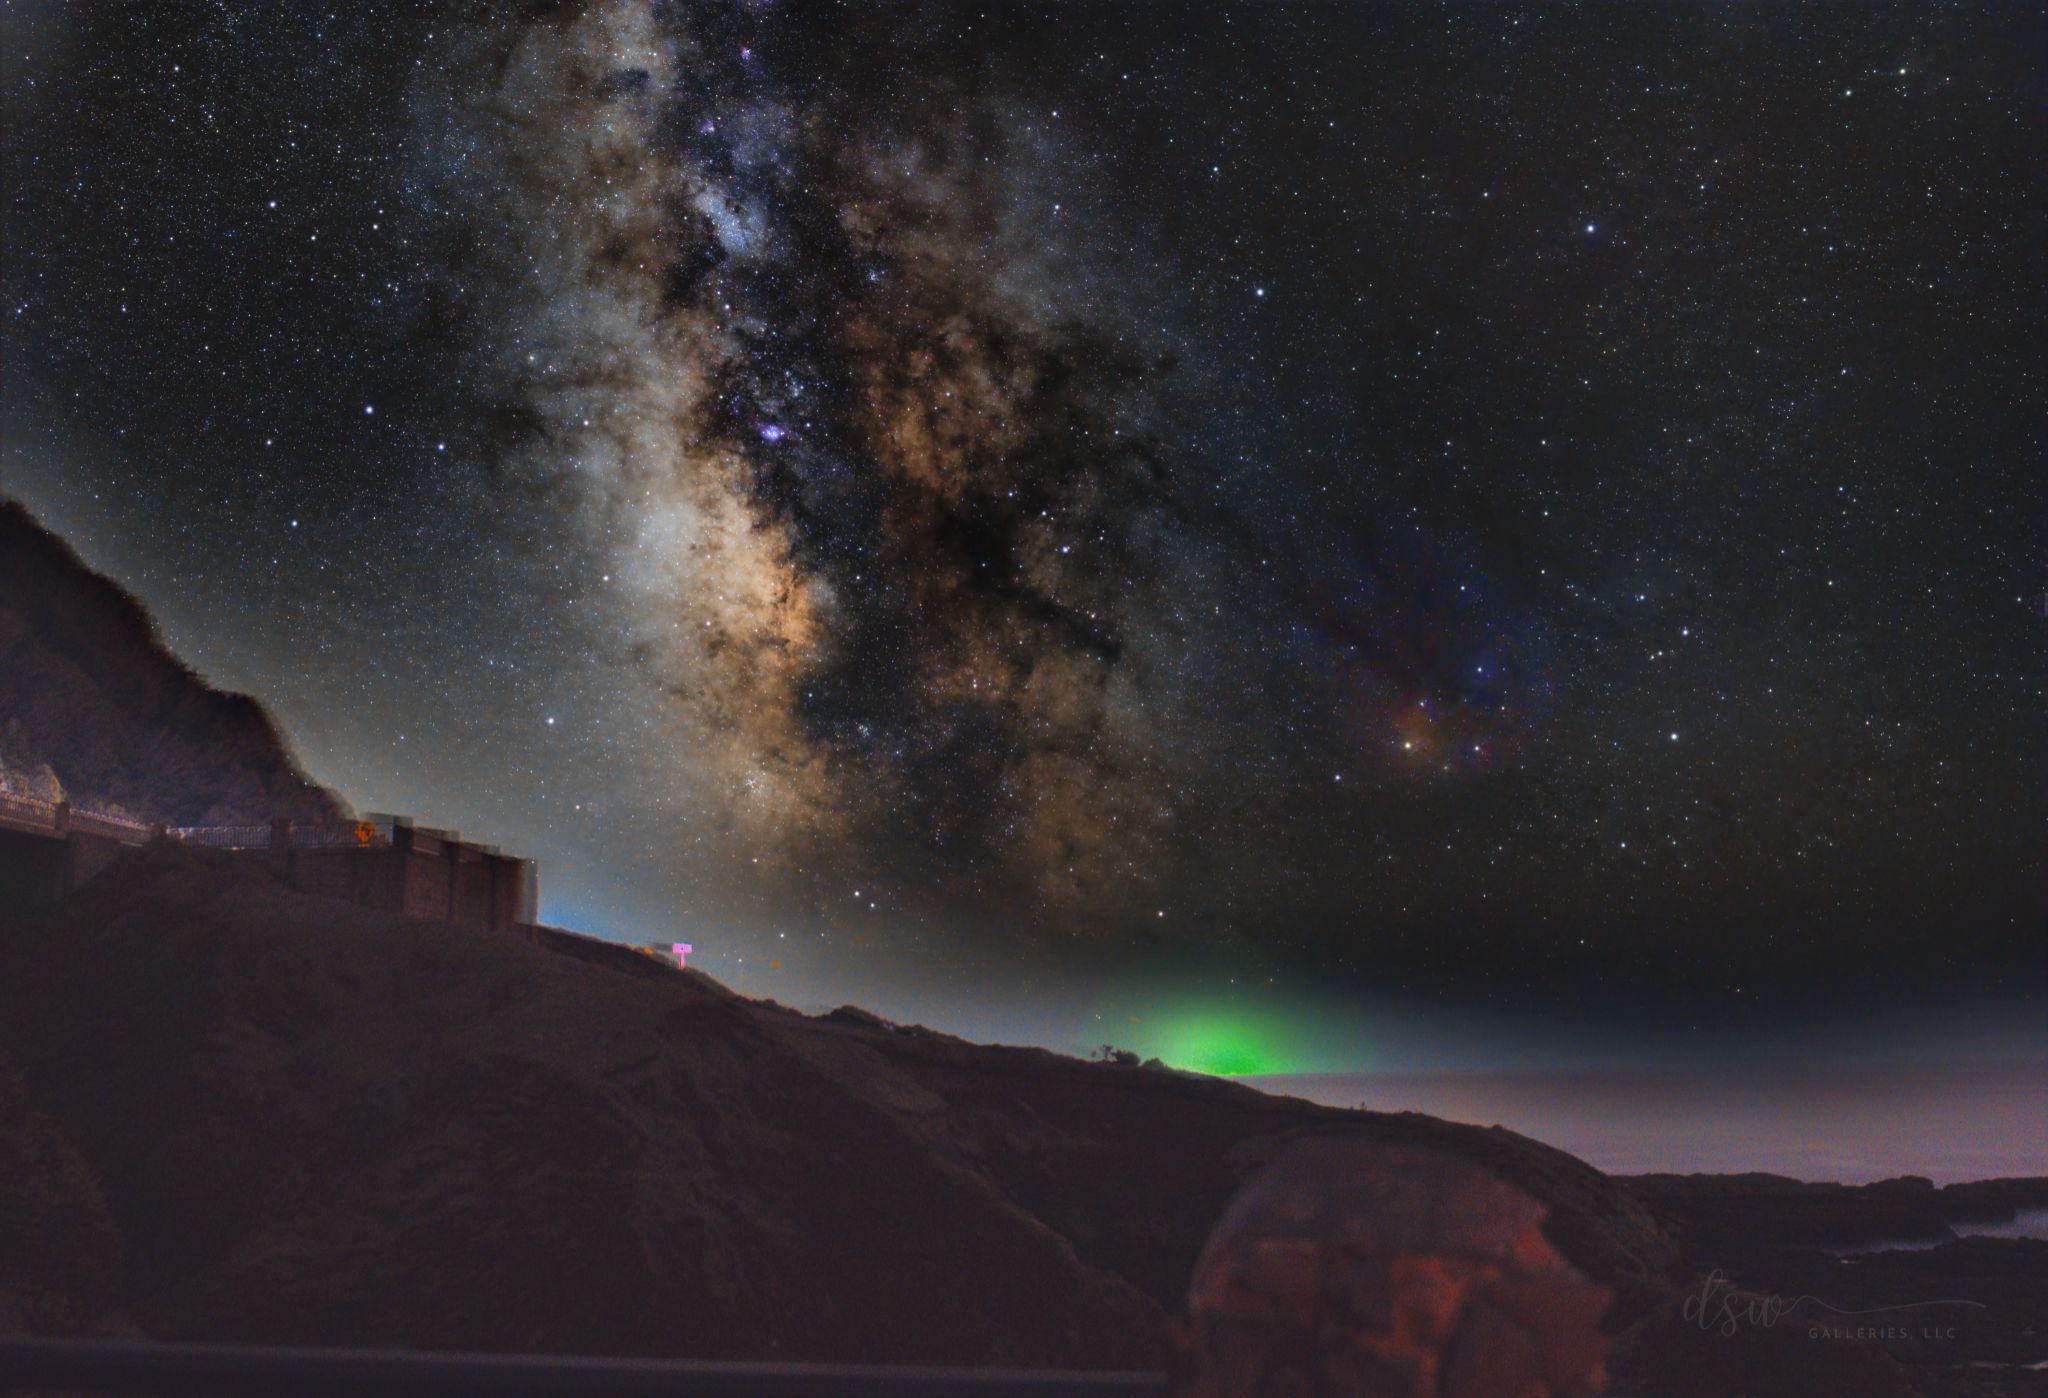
[5,2,2042,1069]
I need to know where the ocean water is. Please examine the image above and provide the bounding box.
[1843,1207,2048,1250]
[1242,1058,2048,1185]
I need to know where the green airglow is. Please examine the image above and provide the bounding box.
[1156,1011,1290,1075]
[1078,969,1379,1078]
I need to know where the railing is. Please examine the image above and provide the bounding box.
[0,790,151,840]
[0,793,384,850]
[0,1338,1165,1397]
[303,821,391,847]
[165,819,397,849]
[69,807,153,838]
[159,825,372,848]
[0,789,60,828]
[163,823,273,848]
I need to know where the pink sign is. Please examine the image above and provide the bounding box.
[671,942,693,968]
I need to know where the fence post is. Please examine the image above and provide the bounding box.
[52,801,70,836]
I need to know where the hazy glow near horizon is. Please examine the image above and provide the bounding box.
[1155,1013,1290,1076]
[1081,988,1373,1076]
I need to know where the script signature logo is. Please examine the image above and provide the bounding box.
[1685,1268,1987,1337]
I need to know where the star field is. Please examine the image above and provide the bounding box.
[4,1,2041,1046]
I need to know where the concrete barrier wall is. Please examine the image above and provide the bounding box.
[400,848,450,922]
[65,831,131,890]
[0,828,151,908]
[242,841,533,933]
[0,826,70,908]
[289,847,391,908]
[450,847,493,928]
[486,855,527,933]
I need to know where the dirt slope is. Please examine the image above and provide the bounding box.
[0,841,1666,1368]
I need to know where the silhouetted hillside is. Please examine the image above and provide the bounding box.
[0,500,346,827]
[4,505,2040,1395]
[7,848,2040,1395]
[0,841,1672,1368]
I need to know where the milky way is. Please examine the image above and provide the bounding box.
[5,1,2041,1045]
[410,1,1273,932]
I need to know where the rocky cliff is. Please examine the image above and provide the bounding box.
[0,500,346,827]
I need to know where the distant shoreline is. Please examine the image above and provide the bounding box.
[1243,1058,2048,1187]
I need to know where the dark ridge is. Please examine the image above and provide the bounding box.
[0,499,348,827]
[0,837,1671,1365]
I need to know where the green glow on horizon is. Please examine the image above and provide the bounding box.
[1089,990,1376,1080]
[1147,1010,1286,1075]
[1080,972,1379,1077]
